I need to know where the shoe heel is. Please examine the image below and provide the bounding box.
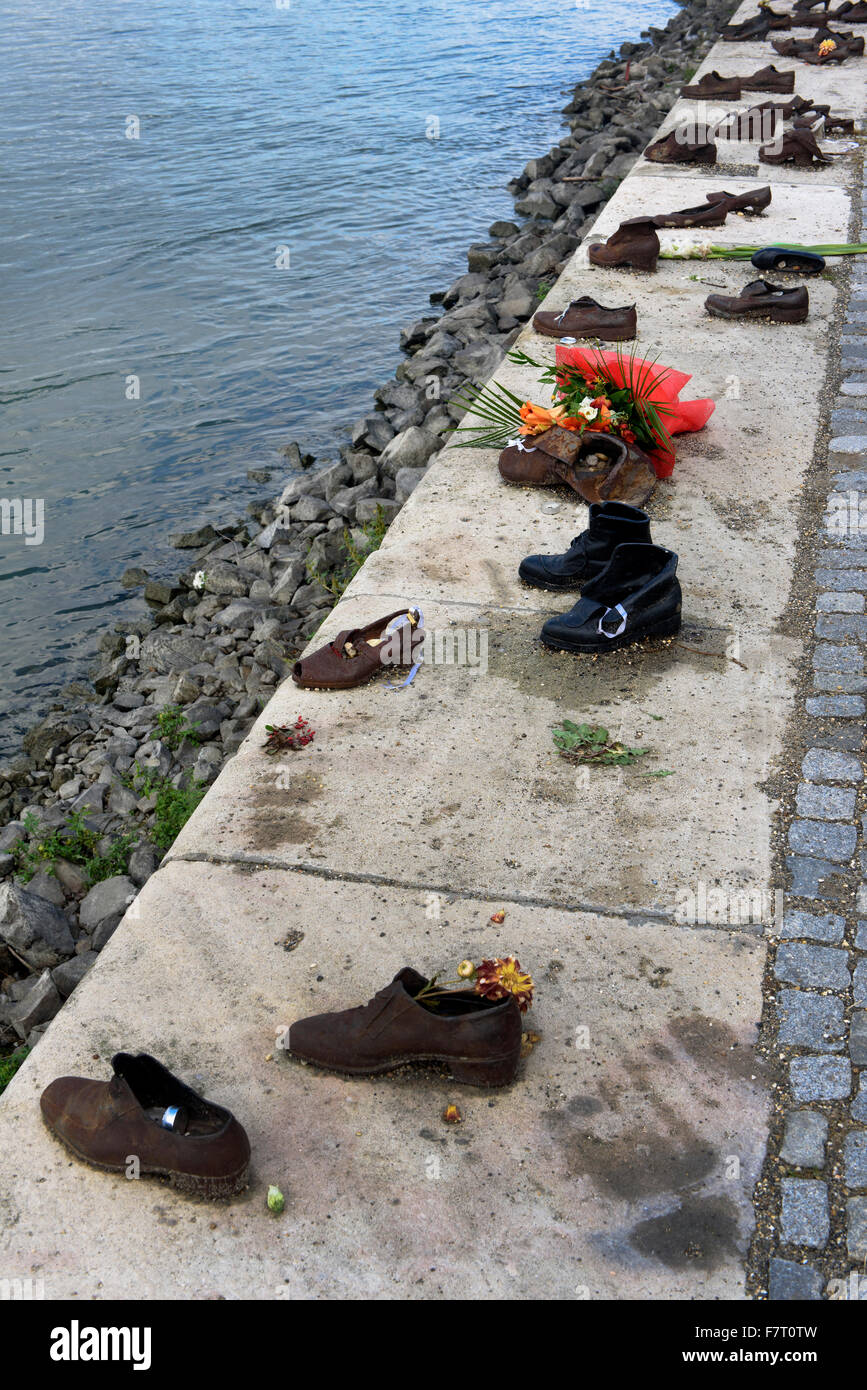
[449,1054,519,1088]
[646,611,682,639]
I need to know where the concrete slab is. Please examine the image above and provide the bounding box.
[165,594,794,919]
[0,861,769,1300]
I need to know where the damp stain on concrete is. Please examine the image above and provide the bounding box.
[628,1195,742,1271]
[246,770,325,850]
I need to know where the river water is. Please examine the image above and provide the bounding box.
[0,0,675,752]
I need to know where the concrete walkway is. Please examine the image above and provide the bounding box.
[2,0,865,1299]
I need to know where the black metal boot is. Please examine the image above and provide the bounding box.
[540,542,681,654]
[519,502,652,592]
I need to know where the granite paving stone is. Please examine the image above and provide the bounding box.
[848,1198,867,1259]
[790,1056,852,1103]
[856,921,867,950]
[780,1179,830,1249]
[814,569,867,592]
[801,750,862,784]
[788,820,856,862]
[778,991,845,1053]
[812,645,864,674]
[804,695,865,717]
[774,943,851,992]
[779,1110,828,1169]
[854,959,867,1007]
[780,910,845,944]
[851,1011,867,1067]
[844,1131,867,1189]
[852,1077,867,1125]
[768,1258,824,1301]
[795,785,857,822]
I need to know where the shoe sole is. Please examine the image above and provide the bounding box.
[42,1113,250,1200]
[517,567,586,592]
[541,612,681,654]
[706,303,809,323]
[288,1048,519,1089]
[534,322,636,342]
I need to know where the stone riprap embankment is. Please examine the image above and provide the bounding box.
[0,0,738,1054]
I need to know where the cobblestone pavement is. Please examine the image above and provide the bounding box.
[751,166,867,1302]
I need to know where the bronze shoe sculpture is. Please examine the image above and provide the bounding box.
[40,1052,251,1199]
[533,296,637,342]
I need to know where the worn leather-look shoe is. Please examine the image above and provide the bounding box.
[40,1052,250,1199]
[739,65,796,92]
[681,70,743,97]
[644,130,717,165]
[533,296,637,342]
[541,539,678,653]
[705,279,810,323]
[722,9,791,40]
[540,543,681,654]
[292,607,423,689]
[760,127,831,165]
[588,217,660,271]
[652,199,729,230]
[715,103,780,141]
[519,502,652,592]
[705,186,772,216]
[288,967,524,1087]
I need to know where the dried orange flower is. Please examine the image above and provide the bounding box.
[819,38,836,54]
[442,1103,462,1124]
[475,957,534,1013]
[490,910,506,924]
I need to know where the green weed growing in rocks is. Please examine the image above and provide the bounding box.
[151,705,202,751]
[130,766,207,851]
[12,811,135,886]
[0,1045,29,1097]
[305,504,390,603]
[552,721,648,768]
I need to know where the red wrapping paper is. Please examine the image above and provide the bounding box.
[554,344,715,478]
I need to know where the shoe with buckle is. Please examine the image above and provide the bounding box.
[540,542,681,654]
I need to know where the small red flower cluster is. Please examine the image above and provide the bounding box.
[263,717,315,755]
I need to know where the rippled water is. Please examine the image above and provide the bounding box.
[0,0,675,752]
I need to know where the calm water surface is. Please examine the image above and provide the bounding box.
[0,0,676,752]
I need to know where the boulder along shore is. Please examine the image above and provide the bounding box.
[0,0,739,1060]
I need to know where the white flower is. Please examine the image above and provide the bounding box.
[193,570,206,590]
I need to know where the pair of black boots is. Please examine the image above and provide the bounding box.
[519,502,682,653]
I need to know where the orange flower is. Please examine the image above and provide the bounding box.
[475,957,535,1013]
[818,38,836,54]
[519,401,558,435]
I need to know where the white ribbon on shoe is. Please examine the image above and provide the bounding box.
[597,603,628,639]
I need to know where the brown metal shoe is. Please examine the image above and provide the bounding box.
[760,126,831,165]
[644,129,717,165]
[738,65,797,92]
[287,967,524,1087]
[40,1052,251,1199]
[652,199,729,230]
[705,279,809,323]
[533,296,637,342]
[498,434,566,487]
[681,70,743,98]
[801,31,865,57]
[714,103,781,140]
[588,217,660,271]
[292,607,423,689]
[828,2,867,20]
[722,10,791,40]
[705,185,772,216]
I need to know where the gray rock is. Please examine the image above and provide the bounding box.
[452,341,506,384]
[212,599,270,629]
[351,413,395,453]
[203,562,256,597]
[379,426,440,477]
[52,858,88,898]
[802,749,862,783]
[270,558,307,605]
[25,869,67,908]
[394,467,429,504]
[788,819,856,862]
[850,1010,867,1065]
[107,783,138,816]
[780,1178,829,1248]
[328,479,379,519]
[140,630,207,675]
[52,951,98,998]
[144,578,178,607]
[291,496,334,524]
[121,566,149,588]
[10,969,62,1039]
[78,875,137,931]
[0,822,26,854]
[253,518,295,551]
[355,498,401,525]
[780,1110,828,1168]
[514,189,558,219]
[92,915,123,951]
[0,882,75,968]
[127,843,157,886]
[795,783,857,822]
[169,524,219,549]
[183,700,227,739]
[22,711,89,766]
